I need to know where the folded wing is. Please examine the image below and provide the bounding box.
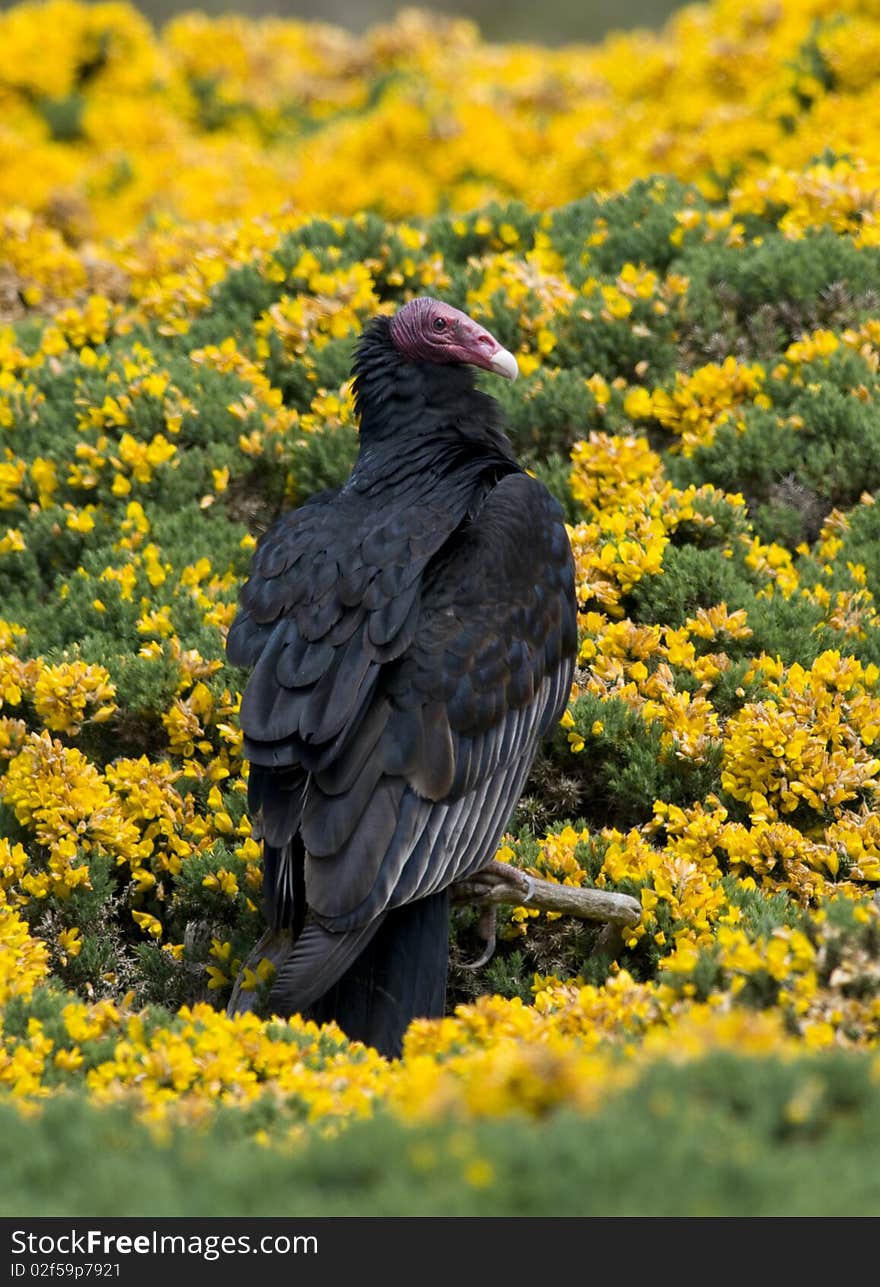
[229,470,576,1019]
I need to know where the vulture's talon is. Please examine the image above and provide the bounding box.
[462,906,497,970]
[518,873,535,905]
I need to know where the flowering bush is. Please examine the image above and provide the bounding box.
[2,0,880,1213]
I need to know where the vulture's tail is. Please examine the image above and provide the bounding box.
[269,890,450,1059]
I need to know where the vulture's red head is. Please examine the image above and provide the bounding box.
[389,297,518,380]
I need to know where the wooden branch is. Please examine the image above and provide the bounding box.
[450,859,642,927]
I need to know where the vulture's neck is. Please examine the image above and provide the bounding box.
[350,317,518,480]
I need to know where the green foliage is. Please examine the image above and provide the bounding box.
[679,231,880,359]
[628,544,753,627]
[498,369,602,459]
[36,93,85,142]
[286,424,359,503]
[825,494,880,601]
[557,693,724,829]
[547,179,703,280]
[723,878,799,937]
[671,375,880,538]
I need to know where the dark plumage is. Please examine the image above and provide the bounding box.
[227,296,577,1057]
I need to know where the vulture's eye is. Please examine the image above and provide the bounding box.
[432,316,447,332]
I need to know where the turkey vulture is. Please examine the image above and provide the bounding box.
[226,296,577,1057]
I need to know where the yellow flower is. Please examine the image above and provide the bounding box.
[57,927,83,958]
[132,910,163,939]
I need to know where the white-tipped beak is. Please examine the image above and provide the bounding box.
[489,347,518,380]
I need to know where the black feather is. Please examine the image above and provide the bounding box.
[275,635,333,688]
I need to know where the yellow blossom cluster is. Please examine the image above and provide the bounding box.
[730,159,880,245]
[722,651,880,822]
[32,660,117,734]
[3,0,880,246]
[625,357,770,455]
[567,433,675,613]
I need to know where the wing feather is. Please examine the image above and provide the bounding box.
[269,917,386,1015]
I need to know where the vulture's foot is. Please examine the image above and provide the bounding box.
[461,904,497,970]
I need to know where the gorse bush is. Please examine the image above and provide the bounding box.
[2,0,880,1216]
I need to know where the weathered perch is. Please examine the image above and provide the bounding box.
[449,859,641,924]
[449,859,642,968]
[227,860,642,1015]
